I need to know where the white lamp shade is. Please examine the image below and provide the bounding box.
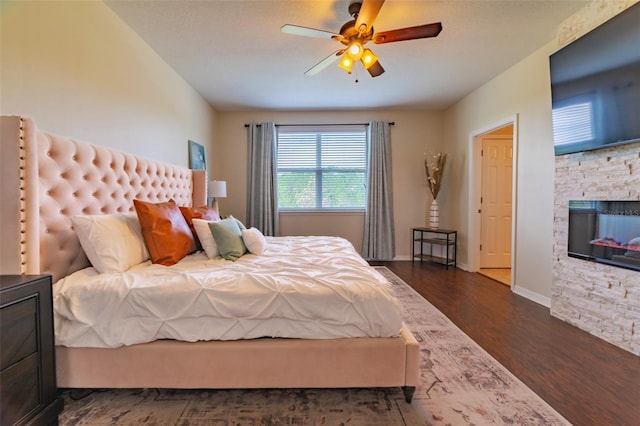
[208,180,227,198]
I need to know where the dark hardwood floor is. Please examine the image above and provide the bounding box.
[371,260,640,426]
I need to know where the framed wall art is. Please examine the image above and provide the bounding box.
[188,140,206,170]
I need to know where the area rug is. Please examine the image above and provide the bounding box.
[58,267,571,425]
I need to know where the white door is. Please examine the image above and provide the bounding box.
[480,136,512,268]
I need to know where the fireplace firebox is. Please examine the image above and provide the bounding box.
[568,201,640,272]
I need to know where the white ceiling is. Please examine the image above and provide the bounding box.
[105,0,589,112]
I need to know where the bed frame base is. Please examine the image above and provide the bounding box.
[402,386,416,403]
[57,328,419,402]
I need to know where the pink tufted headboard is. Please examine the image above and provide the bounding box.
[0,116,207,283]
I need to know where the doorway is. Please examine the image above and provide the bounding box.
[467,116,518,289]
[479,127,513,285]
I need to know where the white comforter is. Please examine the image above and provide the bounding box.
[53,236,403,348]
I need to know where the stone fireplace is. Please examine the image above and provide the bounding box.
[551,0,640,356]
[553,144,640,355]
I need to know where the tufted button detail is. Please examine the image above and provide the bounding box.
[33,133,200,283]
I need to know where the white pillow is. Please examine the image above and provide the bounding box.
[192,218,220,258]
[71,213,149,274]
[242,227,267,255]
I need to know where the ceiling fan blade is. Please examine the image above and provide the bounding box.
[305,50,345,76]
[373,22,442,44]
[355,0,385,34]
[281,24,340,40]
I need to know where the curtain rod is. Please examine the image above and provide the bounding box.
[244,122,395,128]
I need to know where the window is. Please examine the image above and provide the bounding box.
[277,125,367,210]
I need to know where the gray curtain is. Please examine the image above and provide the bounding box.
[362,121,395,260]
[246,122,278,236]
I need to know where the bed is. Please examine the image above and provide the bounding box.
[0,115,419,402]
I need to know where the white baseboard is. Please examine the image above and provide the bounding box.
[393,255,412,261]
[390,256,468,271]
[512,286,551,308]
[456,262,469,271]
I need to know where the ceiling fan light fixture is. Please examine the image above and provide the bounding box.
[347,41,363,60]
[338,56,353,74]
[360,48,378,69]
[366,59,385,77]
[282,0,442,79]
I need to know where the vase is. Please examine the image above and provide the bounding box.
[429,199,439,229]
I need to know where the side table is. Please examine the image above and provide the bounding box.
[0,275,63,426]
[411,228,457,269]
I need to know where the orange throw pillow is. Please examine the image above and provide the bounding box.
[179,205,221,250]
[134,199,197,266]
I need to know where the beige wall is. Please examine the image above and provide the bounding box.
[442,0,639,305]
[443,39,559,303]
[215,110,444,257]
[0,0,217,166]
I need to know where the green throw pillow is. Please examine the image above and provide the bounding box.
[208,217,247,261]
[227,214,246,231]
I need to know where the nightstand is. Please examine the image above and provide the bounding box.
[1,275,63,426]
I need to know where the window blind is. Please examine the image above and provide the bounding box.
[277,126,367,210]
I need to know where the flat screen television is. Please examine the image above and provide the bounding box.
[550,3,640,155]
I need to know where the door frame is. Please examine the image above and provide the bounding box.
[467,115,519,290]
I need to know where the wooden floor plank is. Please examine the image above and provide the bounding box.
[371,260,640,426]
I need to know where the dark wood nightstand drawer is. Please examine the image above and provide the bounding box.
[0,296,38,370]
[0,275,63,426]
[0,352,40,425]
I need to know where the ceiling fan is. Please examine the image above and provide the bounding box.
[281,0,442,78]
